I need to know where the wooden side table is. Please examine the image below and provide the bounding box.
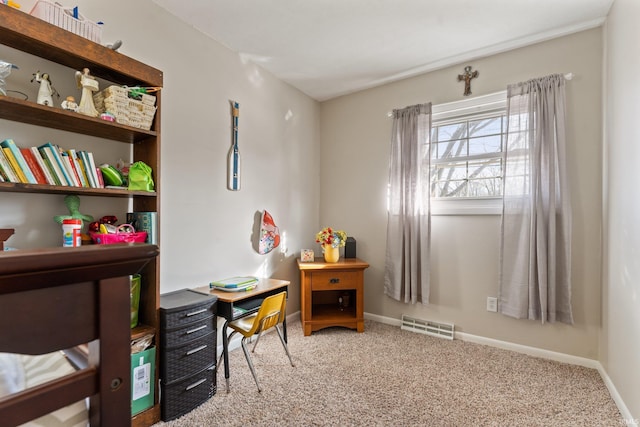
[297,258,369,336]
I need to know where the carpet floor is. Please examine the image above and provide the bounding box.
[155,319,621,426]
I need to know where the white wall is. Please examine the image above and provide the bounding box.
[0,0,321,312]
[603,0,640,420]
[320,29,604,359]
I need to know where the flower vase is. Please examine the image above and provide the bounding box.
[323,245,339,263]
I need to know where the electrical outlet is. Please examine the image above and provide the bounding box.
[486,297,498,312]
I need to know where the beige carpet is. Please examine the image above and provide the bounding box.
[155,319,621,426]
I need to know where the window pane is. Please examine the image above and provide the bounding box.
[434,140,467,160]
[434,163,467,181]
[468,159,502,179]
[437,123,467,141]
[468,135,502,156]
[469,117,502,137]
[467,178,502,197]
[433,180,467,198]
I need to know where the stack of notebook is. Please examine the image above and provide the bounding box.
[209,276,259,292]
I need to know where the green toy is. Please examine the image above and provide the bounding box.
[53,194,94,227]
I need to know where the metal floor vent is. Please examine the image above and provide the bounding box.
[401,315,454,340]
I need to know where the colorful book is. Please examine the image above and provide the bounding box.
[126,211,158,244]
[29,147,56,185]
[95,167,105,188]
[20,148,47,185]
[61,153,80,187]
[38,143,69,186]
[86,152,102,188]
[67,149,88,187]
[0,148,18,182]
[76,151,94,187]
[2,147,28,183]
[1,139,37,184]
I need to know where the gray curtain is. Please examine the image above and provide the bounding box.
[384,103,431,304]
[499,74,573,324]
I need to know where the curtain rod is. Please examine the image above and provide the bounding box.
[386,72,574,117]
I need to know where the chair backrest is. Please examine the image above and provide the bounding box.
[249,291,286,336]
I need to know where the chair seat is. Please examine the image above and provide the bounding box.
[229,314,258,336]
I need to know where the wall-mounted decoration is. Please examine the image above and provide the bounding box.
[457,65,479,96]
[258,210,280,254]
[227,100,241,191]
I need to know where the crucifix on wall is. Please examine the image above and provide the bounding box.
[457,66,479,96]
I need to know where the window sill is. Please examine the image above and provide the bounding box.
[431,198,502,216]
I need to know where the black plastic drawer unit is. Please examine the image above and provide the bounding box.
[160,289,217,421]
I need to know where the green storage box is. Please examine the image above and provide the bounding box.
[131,346,155,415]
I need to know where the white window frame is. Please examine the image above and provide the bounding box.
[430,91,506,216]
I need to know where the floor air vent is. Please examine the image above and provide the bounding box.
[401,315,454,340]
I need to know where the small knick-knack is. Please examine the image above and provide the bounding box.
[75,68,100,117]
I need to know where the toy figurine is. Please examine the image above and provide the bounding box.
[75,68,100,117]
[53,194,94,227]
[0,61,18,96]
[31,71,59,106]
[61,95,79,111]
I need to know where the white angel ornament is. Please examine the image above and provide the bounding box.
[75,68,100,117]
[31,71,59,106]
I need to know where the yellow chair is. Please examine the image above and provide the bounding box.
[226,291,294,392]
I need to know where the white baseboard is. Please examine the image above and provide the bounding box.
[364,311,636,424]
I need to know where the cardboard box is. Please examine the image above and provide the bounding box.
[131,347,155,415]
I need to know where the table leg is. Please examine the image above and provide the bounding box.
[222,320,231,392]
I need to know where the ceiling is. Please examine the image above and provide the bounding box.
[152,0,614,101]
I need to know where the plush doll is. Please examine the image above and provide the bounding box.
[53,194,94,227]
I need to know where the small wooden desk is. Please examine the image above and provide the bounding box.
[193,278,290,392]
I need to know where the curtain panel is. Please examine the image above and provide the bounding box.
[384,103,432,304]
[499,74,573,324]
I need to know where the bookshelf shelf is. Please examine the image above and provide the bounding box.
[0,181,157,197]
[0,97,157,144]
[0,6,162,427]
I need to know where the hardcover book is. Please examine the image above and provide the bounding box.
[20,148,47,184]
[1,139,36,184]
[0,148,18,183]
[38,143,72,186]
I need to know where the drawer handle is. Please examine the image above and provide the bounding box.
[185,378,207,391]
[186,325,207,334]
[186,308,207,317]
[329,278,340,284]
[186,345,207,356]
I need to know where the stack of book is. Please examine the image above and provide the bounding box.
[0,138,104,188]
[209,276,259,292]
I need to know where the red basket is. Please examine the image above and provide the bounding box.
[90,224,147,244]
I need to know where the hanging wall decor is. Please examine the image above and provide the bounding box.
[457,65,479,96]
[258,210,280,254]
[227,100,241,191]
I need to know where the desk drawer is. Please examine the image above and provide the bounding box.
[162,315,215,348]
[310,270,359,290]
[161,331,216,384]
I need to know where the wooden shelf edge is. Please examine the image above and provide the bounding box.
[0,182,156,197]
[131,403,161,427]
